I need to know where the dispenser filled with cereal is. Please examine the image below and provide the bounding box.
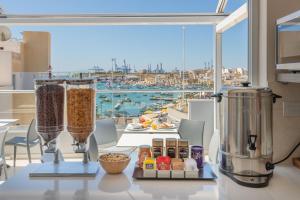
[35,77,65,163]
[66,77,96,163]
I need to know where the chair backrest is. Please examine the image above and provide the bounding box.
[178,119,205,146]
[93,119,118,145]
[88,134,99,162]
[208,130,220,164]
[0,127,9,158]
[27,119,39,142]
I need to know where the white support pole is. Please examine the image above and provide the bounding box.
[216,3,247,33]
[216,0,228,13]
[214,33,222,93]
[214,27,222,131]
[248,0,259,86]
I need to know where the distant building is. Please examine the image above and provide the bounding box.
[222,68,230,74]
[0,31,51,124]
[126,75,140,81]
[236,67,245,75]
[180,71,189,79]
[172,67,180,73]
[0,31,51,90]
[153,63,164,73]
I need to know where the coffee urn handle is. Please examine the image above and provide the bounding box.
[272,93,282,103]
[211,93,223,103]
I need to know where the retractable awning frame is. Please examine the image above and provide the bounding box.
[0,13,228,26]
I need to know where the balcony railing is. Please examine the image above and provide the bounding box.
[0,89,213,125]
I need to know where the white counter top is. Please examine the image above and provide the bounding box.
[0,122,9,127]
[0,156,300,200]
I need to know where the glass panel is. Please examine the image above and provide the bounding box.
[0,0,252,150]
[96,91,213,127]
[224,0,247,13]
[183,26,214,91]
[4,25,214,91]
[1,0,249,14]
[0,90,213,124]
[1,23,215,147]
[0,0,218,14]
[222,19,248,86]
[0,92,35,125]
[277,23,300,65]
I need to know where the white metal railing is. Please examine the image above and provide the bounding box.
[0,90,34,94]
[96,89,213,94]
[0,89,214,94]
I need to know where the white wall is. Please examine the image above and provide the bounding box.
[0,51,12,86]
[259,0,300,162]
[0,52,13,123]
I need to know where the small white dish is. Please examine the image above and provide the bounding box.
[127,123,149,131]
[157,124,176,130]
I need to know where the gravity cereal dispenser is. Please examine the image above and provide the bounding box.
[66,78,96,163]
[35,78,65,163]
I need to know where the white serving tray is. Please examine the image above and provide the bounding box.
[29,161,99,177]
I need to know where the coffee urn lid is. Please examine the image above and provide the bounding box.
[221,82,273,97]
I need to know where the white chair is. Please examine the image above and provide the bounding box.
[0,127,9,179]
[5,119,43,167]
[88,119,135,161]
[178,119,205,146]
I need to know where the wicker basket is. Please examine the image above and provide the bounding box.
[99,153,131,174]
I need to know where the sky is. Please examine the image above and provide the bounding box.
[0,0,248,72]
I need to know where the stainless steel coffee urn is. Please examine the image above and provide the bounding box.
[212,82,281,187]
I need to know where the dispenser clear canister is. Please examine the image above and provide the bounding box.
[35,79,65,145]
[66,78,96,146]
